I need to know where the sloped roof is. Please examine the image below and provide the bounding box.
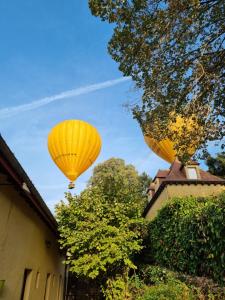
[154,170,170,179]
[156,159,224,182]
[0,134,58,234]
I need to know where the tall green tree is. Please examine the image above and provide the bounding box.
[138,171,152,195]
[56,158,149,299]
[89,0,225,161]
[206,152,225,178]
[88,158,151,208]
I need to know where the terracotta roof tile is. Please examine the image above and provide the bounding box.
[154,170,170,178]
[199,169,224,181]
[154,159,225,184]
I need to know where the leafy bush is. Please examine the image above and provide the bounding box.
[147,192,225,283]
[128,275,146,299]
[179,274,225,300]
[139,265,175,285]
[139,281,193,300]
[130,266,194,300]
[130,265,225,299]
[102,275,130,300]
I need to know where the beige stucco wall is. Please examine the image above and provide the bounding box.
[0,185,65,300]
[146,184,225,221]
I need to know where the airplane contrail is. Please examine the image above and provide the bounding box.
[0,77,131,119]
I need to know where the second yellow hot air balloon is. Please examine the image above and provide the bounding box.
[144,115,201,163]
[48,120,102,188]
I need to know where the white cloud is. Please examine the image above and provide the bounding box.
[0,77,131,119]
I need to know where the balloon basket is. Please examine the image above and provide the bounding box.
[68,182,75,189]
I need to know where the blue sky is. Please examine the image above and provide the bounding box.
[0,1,211,212]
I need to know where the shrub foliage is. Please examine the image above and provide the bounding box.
[147,192,225,283]
[129,266,195,300]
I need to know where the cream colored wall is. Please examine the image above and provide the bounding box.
[146,187,169,220]
[146,184,225,221]
[0,185,65,300]
[154,178,160,191]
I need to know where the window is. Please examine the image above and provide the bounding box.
[20,269,33,300]
[57,275,62,300]
[44,273,51,300]
[35,272,40,289]
[187,167,198,179]
[52,274,55,287]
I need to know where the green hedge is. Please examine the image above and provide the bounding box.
[147,192,225,283]
[139,282,192,300]
[129,266,195,300]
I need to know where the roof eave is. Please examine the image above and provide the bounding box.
[0,134,58,235]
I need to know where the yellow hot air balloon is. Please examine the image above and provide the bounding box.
[144,136,176,163]
[144,115,201,163]
[48,120,102,188]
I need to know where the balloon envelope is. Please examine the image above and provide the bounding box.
[144,136,176,163]
[48,120,102,183]
[144,115,200,163]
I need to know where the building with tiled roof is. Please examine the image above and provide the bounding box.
[144,159,225,220]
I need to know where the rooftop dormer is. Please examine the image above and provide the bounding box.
[183,161,201,180]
